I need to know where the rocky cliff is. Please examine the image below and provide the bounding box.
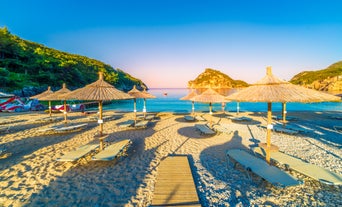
[290,61,342,93]
[188,68,249,89]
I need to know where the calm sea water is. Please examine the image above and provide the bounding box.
[101,88,342,113]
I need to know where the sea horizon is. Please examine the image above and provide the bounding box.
[100,88,342,113]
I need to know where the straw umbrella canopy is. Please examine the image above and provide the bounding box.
[40,83,71,124]
[128,85,156,123]
[63,72,132,149]
[191,88,227,127]
[180,89,198,116]
[30,86,54,119]
[226,66,340,163]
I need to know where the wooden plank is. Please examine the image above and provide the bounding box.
[151,156,201,206]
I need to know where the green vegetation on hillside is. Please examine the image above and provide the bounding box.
[290,61,342,85]
[0,27,146,92]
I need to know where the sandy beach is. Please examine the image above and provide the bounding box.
[0,110,341,207]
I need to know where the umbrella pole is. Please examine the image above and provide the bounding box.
[99,100,104,151]
[237,102,240,115]
[191,101,195,117]
[143,98,146,118]
[282,102,287,125]
[209,102,213,128]
[266,102,272,164]
[134,98,137,125]
[63,100,67,124]
[48,101,52,119]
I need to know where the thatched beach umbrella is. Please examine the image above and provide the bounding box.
[128,85,155,123]
[191,88,226,127]
[40,83,71,124]
[30,86,54,119]
[64,72,132,149]
[226,66,340,163]
[180,89,198,116]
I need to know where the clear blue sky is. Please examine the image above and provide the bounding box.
[1,0,342,88]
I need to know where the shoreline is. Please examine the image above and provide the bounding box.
[0,110,341,206]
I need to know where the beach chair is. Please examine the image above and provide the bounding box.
[0,125,11,133]
[117,120,135,128]
[195,124,216,135]
[56,143,100,162]
[258,124,298,135]
[184,115,195,122]
[272,115,298,121]
[54,123,88,133]
[194,115,206,121]
[34,116,63,123]
[92,139,131,161]
[151,155,201,206]
[226,149,302,188]
[253,147,342,186]
[230,116,253,122]
[88,115,120,122]
[212,124,232,134]
[134,120,149,129]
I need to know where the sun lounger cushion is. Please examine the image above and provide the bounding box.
[135,120,149,128]
[92,139,131,161]
[212,124,232,134]
[54,123,88,132]
[227,149,301,188]
[117,120,135,128]
[56,144,100,162]
[184,115,195,121]
[230,116,252,122]
[254,147,342,186]
[194,115,206,121]
[195,124,216,135]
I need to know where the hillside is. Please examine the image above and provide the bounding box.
[188,68,249,89]
[290,62,342,93]
[0,27,146,96]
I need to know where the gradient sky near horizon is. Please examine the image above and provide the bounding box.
[1,0,342,88]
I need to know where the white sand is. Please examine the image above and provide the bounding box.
[0,110,341,207]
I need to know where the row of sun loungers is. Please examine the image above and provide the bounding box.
[57,139,131,162]
[227,149,302,188]
[117,120,149,129]
[253,147,342,186]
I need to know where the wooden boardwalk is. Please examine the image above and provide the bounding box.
[151,155,201,207]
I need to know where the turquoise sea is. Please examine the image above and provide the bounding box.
[101,88,342,113]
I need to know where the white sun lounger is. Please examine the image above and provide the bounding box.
[0,125,11,133]
[134,120,149,129]
[92,139,131,161]
[195,124,216,135]
[88,115,121,122]
[54,123,88,133]
[34,116,63,123]
[194,115,206,121]
[226,149,302,188]
[56,144,100,162]
[184,115,195,122]
[117,120,135,128]
[212,124,232,134]
[253,147,342,186]
[230,116,253,122]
